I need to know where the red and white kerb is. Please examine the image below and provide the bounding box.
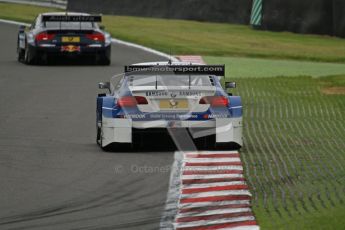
[172,151,259,230]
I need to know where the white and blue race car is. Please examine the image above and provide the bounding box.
[96,62,242,150]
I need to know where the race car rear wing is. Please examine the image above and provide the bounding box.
[42,15,102,30]
[124,65,225,76]
[42,15,102,22]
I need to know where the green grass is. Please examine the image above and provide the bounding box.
[0,2,57,23]
[232,75,345,229]
[205,56,345,78]
[1,2,345,62]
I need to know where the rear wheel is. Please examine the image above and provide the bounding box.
[216,142,242,151]
[24,45,37,65]
[96,126,101,145]
[17,43,25,62]
[98,52,111,65]
[97,126,112,152]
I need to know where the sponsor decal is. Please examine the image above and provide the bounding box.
[178,114,198,119]
[61,45,80,52]
[42,15,102,22]
[149,114,177,119]
[124,114,146,119]
[179,91,202,96]
[146,91,168,96]
[125,65,225,76]
[169,99,179,109]
[147,114,200,120]
[145,91,202,97]
[119,113,228,120]
[203,114,229,119]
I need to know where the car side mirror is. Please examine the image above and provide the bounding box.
[19,25,26,32]
[100,25,105,30]
[98,82,111,93]
[225,82,236,89]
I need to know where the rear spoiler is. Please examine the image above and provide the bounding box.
[42,15,102,22]
[124,65,225,76]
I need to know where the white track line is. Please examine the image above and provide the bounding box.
[0,19,30,26]
[0,19,179,61]
[174,216,256,228]
[182,181,247,189]
[180,190,252,198]
[111,38,178,61]
[178,200,251,209]
[183,158,242,163]
[184,151,240,155]
[221,226,260,230]
[184,151,239,155]
[176,208,252,218]
[183,166,243,171]
[182,173,244,180]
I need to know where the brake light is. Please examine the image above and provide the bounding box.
[86,33,105,42]
[199,96,229,107]
[135,96,148,105]
[35,32,55,41]
[117,96,148,107]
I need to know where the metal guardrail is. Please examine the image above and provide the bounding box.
[0,0,67,9]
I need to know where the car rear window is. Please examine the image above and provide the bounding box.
[129,75,213,87]
[44,21,96,30]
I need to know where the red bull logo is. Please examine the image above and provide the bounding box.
[61,45,80,52]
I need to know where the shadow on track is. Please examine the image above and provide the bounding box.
[22,56,109,66]
[101,129,227,153]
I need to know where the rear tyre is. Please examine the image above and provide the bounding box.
[98,53,111,65]
[216,142,242,151]
[96,126,101,145]
[41,52,49,65]
[24,45,37,65]
[205,136,217,150]
[17,46,25,62]
[97,126,113,152]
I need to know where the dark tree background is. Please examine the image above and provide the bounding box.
[68,0,345,37]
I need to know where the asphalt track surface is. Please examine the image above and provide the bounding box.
[0,22,174,230]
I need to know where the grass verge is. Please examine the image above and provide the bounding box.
[205,56,345,78]
[1,2,345,62]
[232,75,345,229]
